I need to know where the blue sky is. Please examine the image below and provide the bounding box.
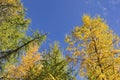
[22,0,120,79]
[22,0,120,48]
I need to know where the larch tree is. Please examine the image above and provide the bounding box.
[0,0,46,60]
[2,43,42,80]
[0,0,46,58]
[2,42,76,80]
[0,0,46,78]
[40,42,76,80]
[65,15,120,80]
[24,42,76,80]
[0,0,30,51]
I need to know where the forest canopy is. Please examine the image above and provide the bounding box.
[0,0,120,80]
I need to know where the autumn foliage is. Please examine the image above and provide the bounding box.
[66,15,120,80]
[0,0,120,80]
[2,44,42,79]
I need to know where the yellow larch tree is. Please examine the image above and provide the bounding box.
[2,43,42,79]
[65,15,120,80]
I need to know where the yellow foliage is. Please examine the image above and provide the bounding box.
[66,15,120,80]
[8,0,14,3]
[3,44,42,79]
[82,15,91,26]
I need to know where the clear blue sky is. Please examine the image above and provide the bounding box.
[22,0,120,79]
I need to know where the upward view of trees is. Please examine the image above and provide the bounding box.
[0,0,75,80]
[0,0,120,80]
[0,0,46,60]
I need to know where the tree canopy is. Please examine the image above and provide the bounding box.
[66,15,120,80]
[0,0,76,80]
[0,0,120,80]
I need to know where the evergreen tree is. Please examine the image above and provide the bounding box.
[0,0,76,79]
[1,42,76,80]
[39,42,76,80]
[24,42,76,80]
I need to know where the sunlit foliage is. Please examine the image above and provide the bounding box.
[0,1,46,78]
[38,42,76,80]
[0,0,30,51]
[2,44,42,79]
[23,42,76,80]
[66,15,120,80]
[1,42,76,80]
[0,0,46,62]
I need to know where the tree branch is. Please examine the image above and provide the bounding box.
[0,34,46,59]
